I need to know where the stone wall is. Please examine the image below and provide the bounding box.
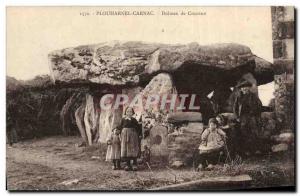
[271,6,295,132]
[166,112,203,167]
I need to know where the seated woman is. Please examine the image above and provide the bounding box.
[194,118,227,171]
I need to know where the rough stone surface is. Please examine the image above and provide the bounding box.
[140,73,179,121]
[283,39,294,59]
[186,122,204,134]
[168,129,202,166]
[273,59,294,74]
[272,143,289,152]
[97,106,123,143]
[141,73,178,112]
[167,112,202,123]
[49,41,274,86]
[273,40,284,58]
[149,125,169,157]
[272,6,295,40]
[283,7,294,21]
[271,132,294,144]
[253,57,274,85]
[272,6,295,139]
[84,94,99,145]
[260,112,277,138]
[75,103,88,144]
[136,73,178,135]
[171,160,184,168]
[122,86,143,115]
[149,175,252,191]
[274,74,294,131]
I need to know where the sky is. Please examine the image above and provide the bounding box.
[6,6,274,105]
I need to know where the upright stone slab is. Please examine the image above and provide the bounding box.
[84,94,99,145]
[149,125,169,158]
[141,73,179,114]
[122,87,143,117]
[98,106,123,143]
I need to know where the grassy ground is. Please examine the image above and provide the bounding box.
[6,136,295,191]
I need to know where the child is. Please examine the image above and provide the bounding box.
[106,128,121,170]
[117,107,142,171]
[196,118,226,170]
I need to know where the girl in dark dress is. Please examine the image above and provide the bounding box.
[117,107,142,171]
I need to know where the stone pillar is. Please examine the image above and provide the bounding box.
[271,6,294,132]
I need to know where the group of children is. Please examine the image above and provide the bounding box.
[105,107,144,171]
[106,106,232,172]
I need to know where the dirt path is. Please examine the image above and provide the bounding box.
[8,140,102,173]
[6,136,182,190]
[6,136,295,191]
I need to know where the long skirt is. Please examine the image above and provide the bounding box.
[106,142,121,161]
[238,115,261,153]
[121,128,140,159]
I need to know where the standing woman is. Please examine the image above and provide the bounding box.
[117,107,142,171]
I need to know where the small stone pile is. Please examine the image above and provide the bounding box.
[167,112,203,168]
[271,131,294,153]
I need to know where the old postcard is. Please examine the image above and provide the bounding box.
[6,6,295,191]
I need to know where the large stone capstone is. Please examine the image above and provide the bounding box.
[48,41,274,88]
